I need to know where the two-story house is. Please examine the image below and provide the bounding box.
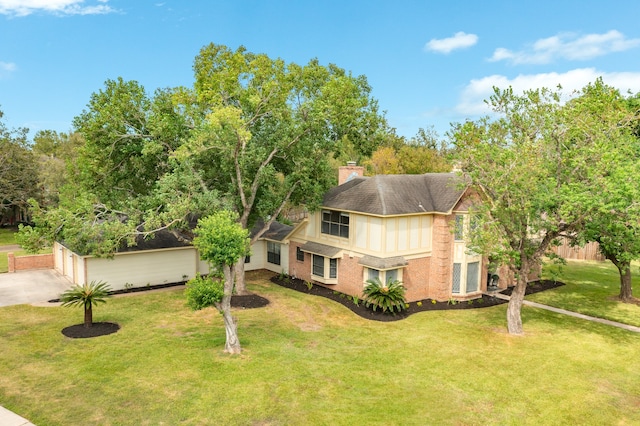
[285,163,487,302]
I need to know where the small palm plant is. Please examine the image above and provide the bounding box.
[60,281,112,328]
[362,277,407,313]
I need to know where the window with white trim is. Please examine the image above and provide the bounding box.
[452,261,480,294]
[312,254,324,277]
[321,210,349,238]
[267,241,281,265]
[312,255,338,282]
[365,268,402,285]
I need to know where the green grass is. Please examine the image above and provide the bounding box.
[0,227,17,245]
[1,270,640,425]
[538,259,640,327]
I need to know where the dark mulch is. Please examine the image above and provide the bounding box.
[271,276,565,322]
[62,322,120,339]
[500,280,564,296]
[231,294,270,309]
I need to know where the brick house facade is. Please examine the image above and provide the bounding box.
[280,168,489,303]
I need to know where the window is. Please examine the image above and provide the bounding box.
[365,268,402,286]
[452,263,462,294]
[452,261,479,295]
[296,247,304,262]
[267,242,281,265]
[312,255,324,277]
[244,255,251,264]
[368,268,380,282]
[329,258,337,279]
[312,255,338,282]
[454,215,464,241]
[466,262,479,293]
[321,210,349,238]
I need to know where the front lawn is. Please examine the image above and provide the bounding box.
[0,227,16,245]
[538,259,640,327]
[1,270,639,425]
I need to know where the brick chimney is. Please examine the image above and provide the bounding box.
[338,161,364,185]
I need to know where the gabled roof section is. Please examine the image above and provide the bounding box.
[250,220,294,242]
[322,173,467,216]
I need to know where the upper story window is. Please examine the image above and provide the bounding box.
[454,214,464,241]
[321,210,349,238]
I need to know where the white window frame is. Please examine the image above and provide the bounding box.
[311,254,338,284]
[267,241,281,265]
[363,268,403,286]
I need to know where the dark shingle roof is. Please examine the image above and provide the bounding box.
[117,229,192,253]
[322,173,466,216]
[250,220,293,242]
[299,241,342,258]
[358,255,408,270]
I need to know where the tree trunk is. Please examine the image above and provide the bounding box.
[84,305,93,328]
[219,265,241,354]
[615,260,634,302]
[234,260,249,295]
[506,266,529,335]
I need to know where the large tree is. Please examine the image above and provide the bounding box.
[0,108,40,223]
[32,130,84,208]
[574,90,640,302]
[18,44,391,294]
[175,43,390,292]
[72,78,191,207]
[452,80,634,335]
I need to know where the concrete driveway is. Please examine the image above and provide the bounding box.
[0,269,73,307]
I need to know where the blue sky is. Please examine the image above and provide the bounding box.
[1,0,640,140]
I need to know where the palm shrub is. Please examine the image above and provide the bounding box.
[60,281,112,328]
[362,277,407,313]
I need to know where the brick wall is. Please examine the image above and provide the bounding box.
[7,252,54,273]
[338,163,364,185]
[402,257,431,302]
[427,214,454,301]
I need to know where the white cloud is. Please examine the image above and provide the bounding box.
[489,30,640,65]
[456,68,640,116]
[0,61,17,78]
[0,0,115,17]
[425,32,478,54]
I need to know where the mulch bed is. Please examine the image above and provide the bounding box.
[62,322,120,339]
[270,276,564,322]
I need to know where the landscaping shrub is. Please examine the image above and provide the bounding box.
[362,277,406,313]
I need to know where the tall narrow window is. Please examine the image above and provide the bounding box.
[386,269,398,284]
[452,263,461,294]
[312,255,324,277]
[466,262,479,293]
[267,241,281,265]
[454,215,464,241]
[329,258,337,279]
[296,247,304,262]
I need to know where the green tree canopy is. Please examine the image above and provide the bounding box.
[452,79,635,334]
[0,108,39,222]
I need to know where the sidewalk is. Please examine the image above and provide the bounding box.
[490,292,640,333]
[0,405,36,426]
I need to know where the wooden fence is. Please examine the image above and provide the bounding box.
[551,239,605,261]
